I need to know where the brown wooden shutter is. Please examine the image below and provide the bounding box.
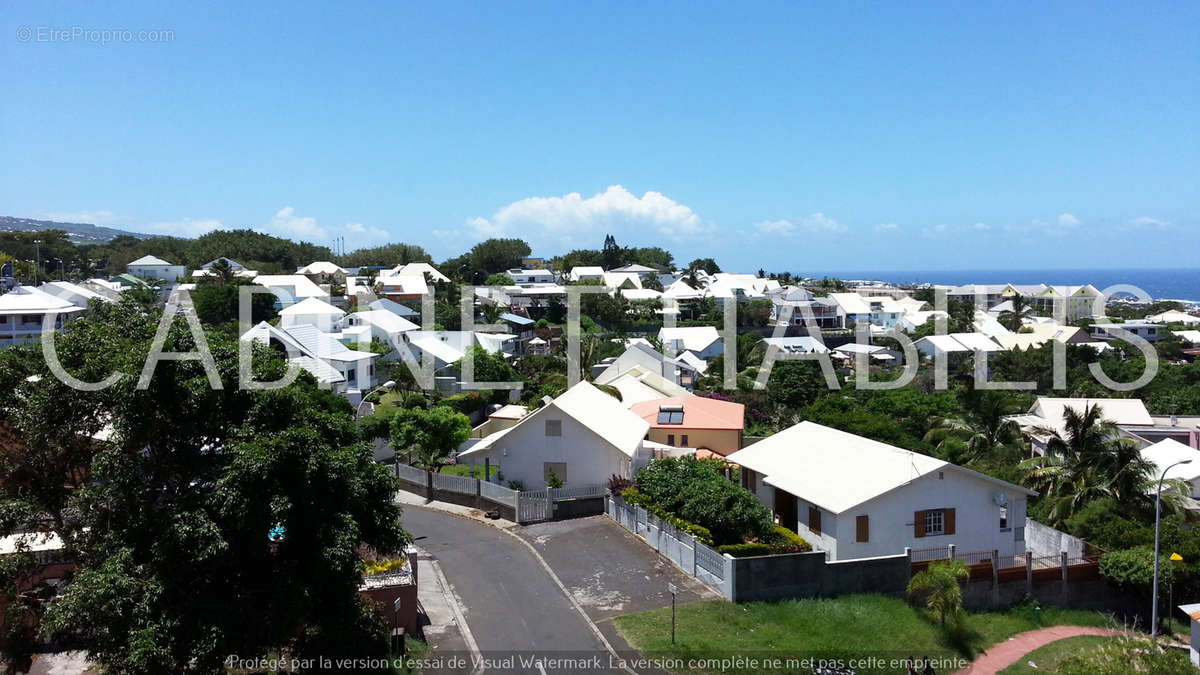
[856,515,869,543]
[808,506,822,535]
[944,508,956,535]
[914,510,926,538]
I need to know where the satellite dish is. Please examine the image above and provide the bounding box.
[992,492,1009,507]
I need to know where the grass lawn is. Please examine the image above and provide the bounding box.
[997,635,1111,674]
[613,595,1113,675]
[441,463,500,480]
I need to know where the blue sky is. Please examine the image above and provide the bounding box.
[3,1,1197,273]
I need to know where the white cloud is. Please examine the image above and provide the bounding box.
[875,222,901,233]
[1127,216,1171,230]
[921,222,990,238]
[755,213,846,236]
[1057,213,1081,228]
[463,185,711,244]
[257,207,391,250]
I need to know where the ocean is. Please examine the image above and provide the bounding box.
[808,268,1200,303]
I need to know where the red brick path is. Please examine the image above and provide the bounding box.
[955,625,1123,674]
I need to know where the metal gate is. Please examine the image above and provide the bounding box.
[517,489,550,523]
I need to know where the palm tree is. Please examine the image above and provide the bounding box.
[1019,404,1188,525]
[924,392,1023,463]
[907,559,969,626]
[998,294,1033,331]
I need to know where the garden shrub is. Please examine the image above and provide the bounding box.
[717,543,772,557]
[634,456,772,545]
[763,525,812,553]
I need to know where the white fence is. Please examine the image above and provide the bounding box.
[481,480,518,507]
[393,463,604,523]
[606,495,734,599]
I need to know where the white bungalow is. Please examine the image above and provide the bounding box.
[457,381,653,489]
[0,286,86,348]
[727,421,1034,561]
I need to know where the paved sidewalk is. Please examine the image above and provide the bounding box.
[956,625,1123,674]
[412,547,478,672]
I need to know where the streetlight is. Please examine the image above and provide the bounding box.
[33,240,41,285]
[1152,457,1191,637]
[355,380,396,422]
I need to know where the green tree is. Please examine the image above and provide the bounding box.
[687,257,721,275]
[1021,404,1185,526]
[2,302,408,674]
[485,273,515,286]
[390,406,471,472]
[470,238,531,274]
[190,279,278,326]
[906,559,969,626]
[924,391,1023,464]
[998,293,1033,331]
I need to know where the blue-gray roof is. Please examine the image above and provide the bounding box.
[499,312,534,325]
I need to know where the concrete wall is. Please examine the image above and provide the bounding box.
[729,551,910,603]
[1025,519,1086,558]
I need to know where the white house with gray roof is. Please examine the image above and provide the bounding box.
[727,421,1034,561]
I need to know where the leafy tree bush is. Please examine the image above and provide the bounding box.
[1099,546,1172,590]
[907,559,969,626]
[485,274,515,286]
[633,456,771,545]
[390,406,471,472]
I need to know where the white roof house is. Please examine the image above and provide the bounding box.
[241,321,379,402]
[662,279,703,301]
[594,342,699,391]
[254,275,330,305]
[727,421,1035,560]
[602,369,691,407]
[1142,439,1200,498]
[128,254,172,266]
[657,326,723,359]
[1177,330,1200,345]
[279,296,346,330]
[127,255,186,282]
[762,336,830,354]
[603,272,642,291]
[298,261,348,276]
[389,262,449,283]
[1146,310,1200,326]
[38,281,112,308]
[567,266,605,282]
[457,381,652,489]
[367,298,420,318]
[345,309,419,335]
[0,285,86,348]
[1027,397,1154,430]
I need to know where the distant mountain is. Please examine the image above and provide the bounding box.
[0,216,155,244]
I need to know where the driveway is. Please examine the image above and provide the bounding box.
[401,507,622,673]
[516,515,721,663]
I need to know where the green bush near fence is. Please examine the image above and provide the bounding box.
[631,456,774,546]
[621,488,715,546]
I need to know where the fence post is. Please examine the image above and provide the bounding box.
[948,544,956,561]
[1025,550,1033,593]
[690,533,699,576]
[991,549,1000,607]
[1060,551,1069,580]
[408,549,418,587]
[475,477,482,509]
[425,471,433,503]
[905,547,912,579]
[484,458,491,483]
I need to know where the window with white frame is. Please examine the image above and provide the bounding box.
[924,509,945,536]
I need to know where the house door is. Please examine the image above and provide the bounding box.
[774,488,797,531]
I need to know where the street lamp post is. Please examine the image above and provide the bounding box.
[1152,457,1191,637]
[355,380,396,422]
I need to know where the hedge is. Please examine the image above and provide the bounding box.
[764,525,812,553]
[621,488,714,546]
[717,543,772,557]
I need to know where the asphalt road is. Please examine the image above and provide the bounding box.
[401,507,623,674]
